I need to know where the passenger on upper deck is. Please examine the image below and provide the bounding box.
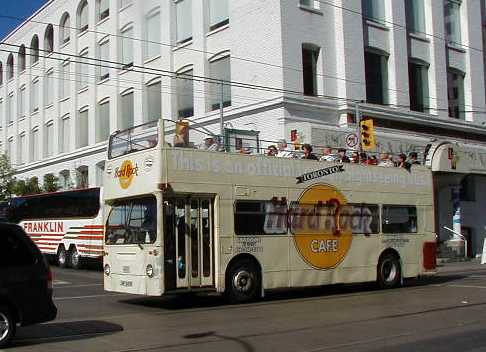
[407,152,421,165]
[337,148,350,163]
[378,153,394,167]
[319,146,339,162]
[201,136,219,152]
[277,139,294,158]
[302,144,319,160]
[267,145,278,156]
[397,153,411,171]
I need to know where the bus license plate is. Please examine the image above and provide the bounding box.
[120,280,133,287]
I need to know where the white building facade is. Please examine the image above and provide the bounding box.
[1,0,486,254]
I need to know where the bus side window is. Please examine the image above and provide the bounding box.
[382,206,417,234]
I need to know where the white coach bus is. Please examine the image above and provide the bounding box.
[7,188,104,269]
[102,120,437,302]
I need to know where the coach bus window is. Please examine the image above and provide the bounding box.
[105,197,157,245]
[382,206,417,234]
[234,200,287,236]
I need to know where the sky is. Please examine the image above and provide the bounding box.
[0,0,49,39]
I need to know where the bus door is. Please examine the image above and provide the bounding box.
[164,197,214,291]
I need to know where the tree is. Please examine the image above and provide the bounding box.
[0,154,15,201]
[43,173,60,193]
[26,177,42,195]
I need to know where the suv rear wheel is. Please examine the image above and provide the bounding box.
[0,306,15,348]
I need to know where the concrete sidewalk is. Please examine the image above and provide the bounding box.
[437,258,485,274]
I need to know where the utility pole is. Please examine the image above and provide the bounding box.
[356,101,362,152]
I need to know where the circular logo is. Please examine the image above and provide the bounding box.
[118,160,136,189]
[292,184,353,270]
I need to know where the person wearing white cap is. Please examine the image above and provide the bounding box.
[276,139,293,158]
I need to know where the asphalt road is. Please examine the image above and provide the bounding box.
[9,261,486,352]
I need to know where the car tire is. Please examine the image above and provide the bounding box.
[0,306,16,348]
[57,246,68,268]
[377,254,401,289]
[225,259,260,304]
[69,247,83,270]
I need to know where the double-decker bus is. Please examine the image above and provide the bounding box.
[102,120,437,302]
[6,188,104,269]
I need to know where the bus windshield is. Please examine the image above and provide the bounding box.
[105,197,157,245]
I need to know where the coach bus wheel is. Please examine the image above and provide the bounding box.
[0,306,15,348]
[377,254,401,289]
[226,259,260,304]
[57,246,68,268]
[69,247,83,270]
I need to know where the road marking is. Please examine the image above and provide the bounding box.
[54,283,104,289]
[53,280,71,286]
[54,293,129,301]
[448,284,486,289]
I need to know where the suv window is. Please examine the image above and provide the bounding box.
[0,228,36,267]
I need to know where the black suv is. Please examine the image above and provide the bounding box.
[0,223,57,347]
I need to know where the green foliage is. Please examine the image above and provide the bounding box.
[43,173,60,193]
[0,154,15,201]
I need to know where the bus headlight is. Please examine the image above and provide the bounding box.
[104,264,111,276]
[146,264,154,278]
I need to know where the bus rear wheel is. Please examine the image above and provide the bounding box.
[225,259,260,304]
[57,246,68,268]
[69,247,83,270]
[377,254,401,289]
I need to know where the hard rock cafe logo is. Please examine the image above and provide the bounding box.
[115,160,139,189]
[291,184,353,270]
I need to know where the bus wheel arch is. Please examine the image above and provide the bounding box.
[57,245,68,268]
[224,254,262,304]
[377,248,402,289]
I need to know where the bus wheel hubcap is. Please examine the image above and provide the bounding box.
[0,312,10,341]
[383,260,397,283]
[59,250,66,265]
[234,271,252,292]
[71,250,79,266]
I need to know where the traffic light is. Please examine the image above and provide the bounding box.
[360,118,375,151]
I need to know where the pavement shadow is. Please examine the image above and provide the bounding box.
[12,320,123,348]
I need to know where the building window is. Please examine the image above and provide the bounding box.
[78,50,89,91]
[119,0,132,9]
[31,129,39,162]
[18,134,25,165]
[209,0,229,31]
[405,0,425,34]
[445,0,461,44]
[78,0,89,33]
[120,26,134,68]
[176,0,192,44]
[98,40,110,81]
[18,87,26,119]
[31,35,40,65]
[45,70,54,106]
[60,13,71,45]
[145,11,161,60]
[77,109,89,148]
[302,45,319,96]
[0,62,3,85]
[18,45,26,72]
[365,50,388,105]
[176,70,194,118]
[120,91,134,130]
[98,0,110,21]
[7,138,13,164]
[447,69,465,119]
[362,0,385,23]
[60,115,71,153]
[45,122,54,157]
[7,94,13,124]
[97,100,110,142]
[60,61,71,99]
[6,54,14,80]
[408,61,429,113]
[45,24,54,53]
[209,55,231,110]
[146,82,161,123]
[31,79,39,113]
[0,101,2,128]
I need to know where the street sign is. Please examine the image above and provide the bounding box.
[345,133,358,149]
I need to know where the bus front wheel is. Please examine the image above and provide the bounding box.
[225,259,260,304]
[377,254,401,289]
